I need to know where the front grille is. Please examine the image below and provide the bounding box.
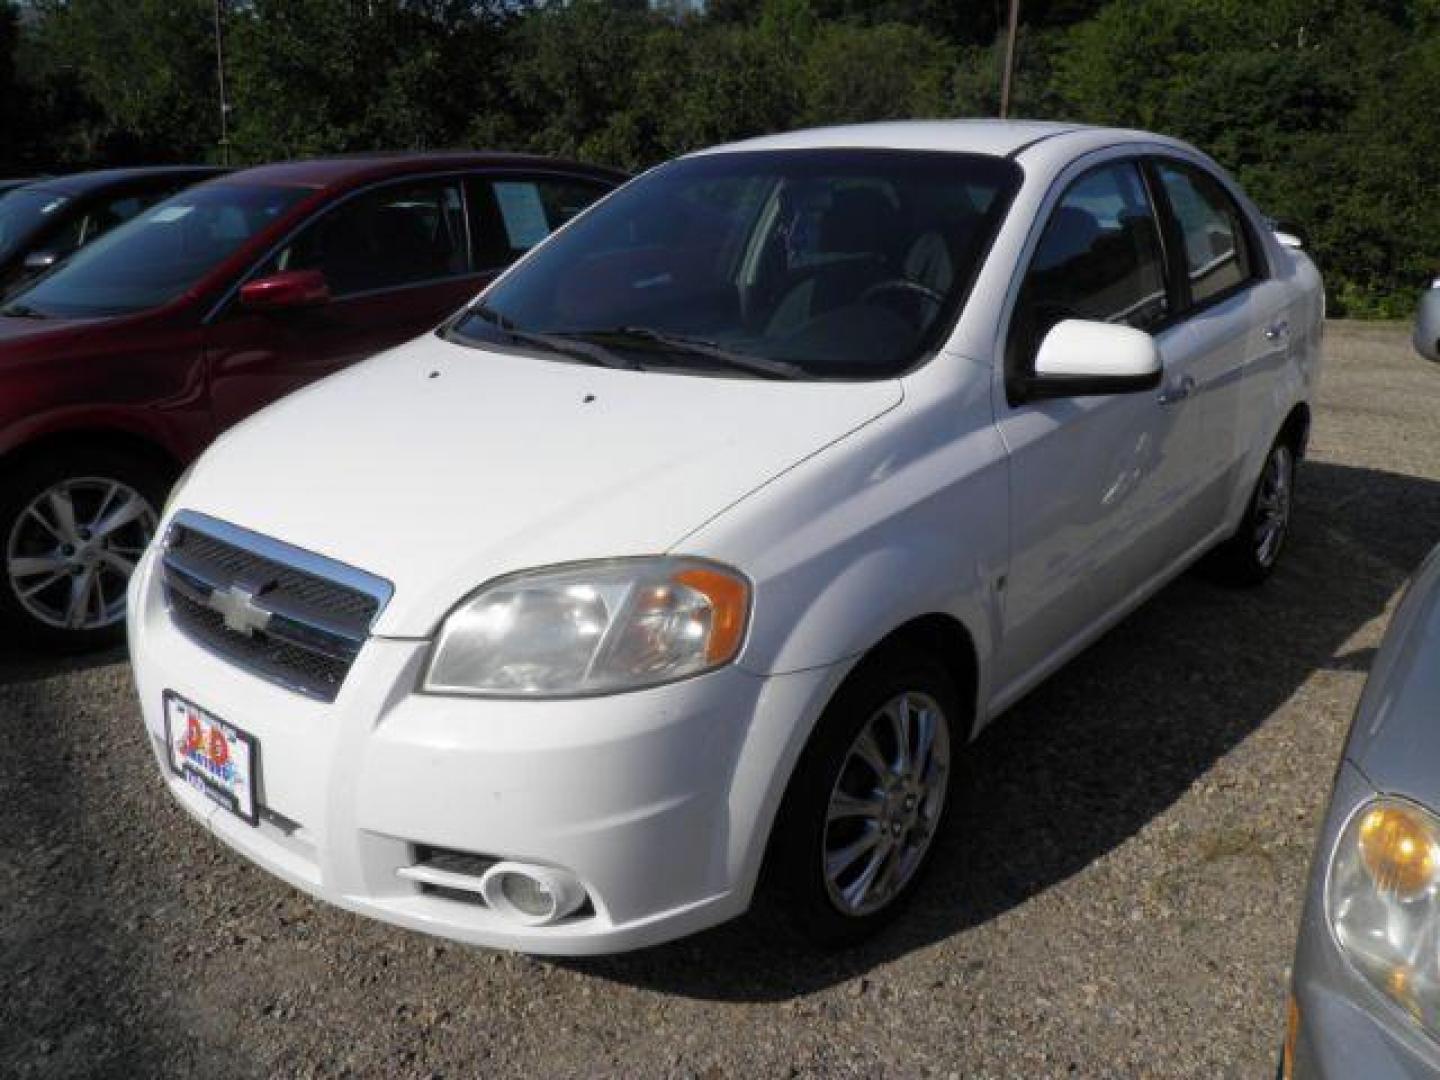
[160,512,393,702]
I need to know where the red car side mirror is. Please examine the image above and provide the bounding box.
[239,269,331,312]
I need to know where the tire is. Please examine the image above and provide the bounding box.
[1203,435,1297,587]
[755,648,963,949]
[0,446,169,653]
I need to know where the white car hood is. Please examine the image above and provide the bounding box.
[179,334,903,636]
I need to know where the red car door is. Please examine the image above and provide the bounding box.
[204,175,491,434]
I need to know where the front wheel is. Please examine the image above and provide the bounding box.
[0,448,167,652]
[1203,437,1296,587]
[756,651,962,948]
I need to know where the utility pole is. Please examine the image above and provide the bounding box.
[213,0,231,165]
[999,0,1021,119]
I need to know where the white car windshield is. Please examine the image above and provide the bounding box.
[449,149,1021,380]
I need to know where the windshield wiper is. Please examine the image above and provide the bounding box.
[1,302,48,320]
[463,304,640,371]
[572,327,806,380]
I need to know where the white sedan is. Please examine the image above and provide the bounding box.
[128,121,1324,954]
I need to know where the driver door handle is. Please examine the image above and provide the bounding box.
[1158,374,1196,406]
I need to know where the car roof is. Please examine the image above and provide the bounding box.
[23,166,229,198]
[211,152,628,193]
[694,119,1191,162]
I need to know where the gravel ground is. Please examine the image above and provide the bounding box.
[3,321,1438,1079]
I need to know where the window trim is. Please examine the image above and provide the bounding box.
[1144,154,1269,320]
[246,173,473,304]
[205,166,619,324]
[1003,155,1178,405]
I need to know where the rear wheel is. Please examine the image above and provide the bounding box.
[757,650,962,948]
[1204,436,1296,587]
[0,448,167,652]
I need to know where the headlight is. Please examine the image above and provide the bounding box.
[1328,798,1440,1034]
[423,557,750,697]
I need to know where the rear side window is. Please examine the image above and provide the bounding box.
[263,179,469,297]
[468,176,612,270]
[1009,160,1169,367]
[1154,161,1255,304]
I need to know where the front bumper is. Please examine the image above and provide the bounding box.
[127,547,844,955]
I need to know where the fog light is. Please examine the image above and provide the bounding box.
[501,873,553,917]
[479,861,586,926]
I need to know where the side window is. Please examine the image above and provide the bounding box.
[1154,161,1255,305]
[468,176,611,270]
[1010,161,1169,368]
[82,194,147,240]
[260,179,468,297]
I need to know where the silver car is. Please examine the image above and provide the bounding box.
[1287,543,1440,1076]
[1417,280,1440,362]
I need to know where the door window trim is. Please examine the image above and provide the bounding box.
[204,167,617,325]
[1143,154,1270,320]
[1001,154,1179,403]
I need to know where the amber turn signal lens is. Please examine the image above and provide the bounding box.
[673,567,749,664]
[1358,805,1440,899]
[1281,994,1299,1080]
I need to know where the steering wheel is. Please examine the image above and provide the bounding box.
[860,278,946,307]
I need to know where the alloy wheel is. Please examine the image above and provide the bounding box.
[5,477,157,630]
[1254,445,1293,568]
[822,690,950,917]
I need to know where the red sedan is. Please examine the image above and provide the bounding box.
[0,152,623,650]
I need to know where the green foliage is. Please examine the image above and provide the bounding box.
[2,0,1438,313]
[26,0,218,163]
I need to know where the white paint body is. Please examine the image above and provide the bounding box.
[128,121,1324,954]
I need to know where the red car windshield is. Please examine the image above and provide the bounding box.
[5,184,306,318]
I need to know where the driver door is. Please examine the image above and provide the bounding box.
[991,158,1206,702]
[205,176,482,434]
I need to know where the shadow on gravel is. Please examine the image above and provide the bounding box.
[0,643,126,687]
[565,460,1440,1001]
[0,658,165,1076]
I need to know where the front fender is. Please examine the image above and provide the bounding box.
[682,365,1009,728]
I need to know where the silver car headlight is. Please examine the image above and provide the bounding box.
[422,557,751,697]
[1327,797,1440,1036]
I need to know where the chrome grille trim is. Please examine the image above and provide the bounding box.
[160,510,394,702]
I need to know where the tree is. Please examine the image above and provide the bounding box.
[27,0,217,163]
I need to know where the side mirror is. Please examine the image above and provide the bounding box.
[1018,319,1162,401]
[239,269,331,312]
[1264,216,1306,250]
[23,250,59,273]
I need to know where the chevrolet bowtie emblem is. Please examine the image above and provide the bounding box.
[207,583,272,637]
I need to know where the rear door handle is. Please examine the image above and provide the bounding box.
[1158,374,1196,405]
